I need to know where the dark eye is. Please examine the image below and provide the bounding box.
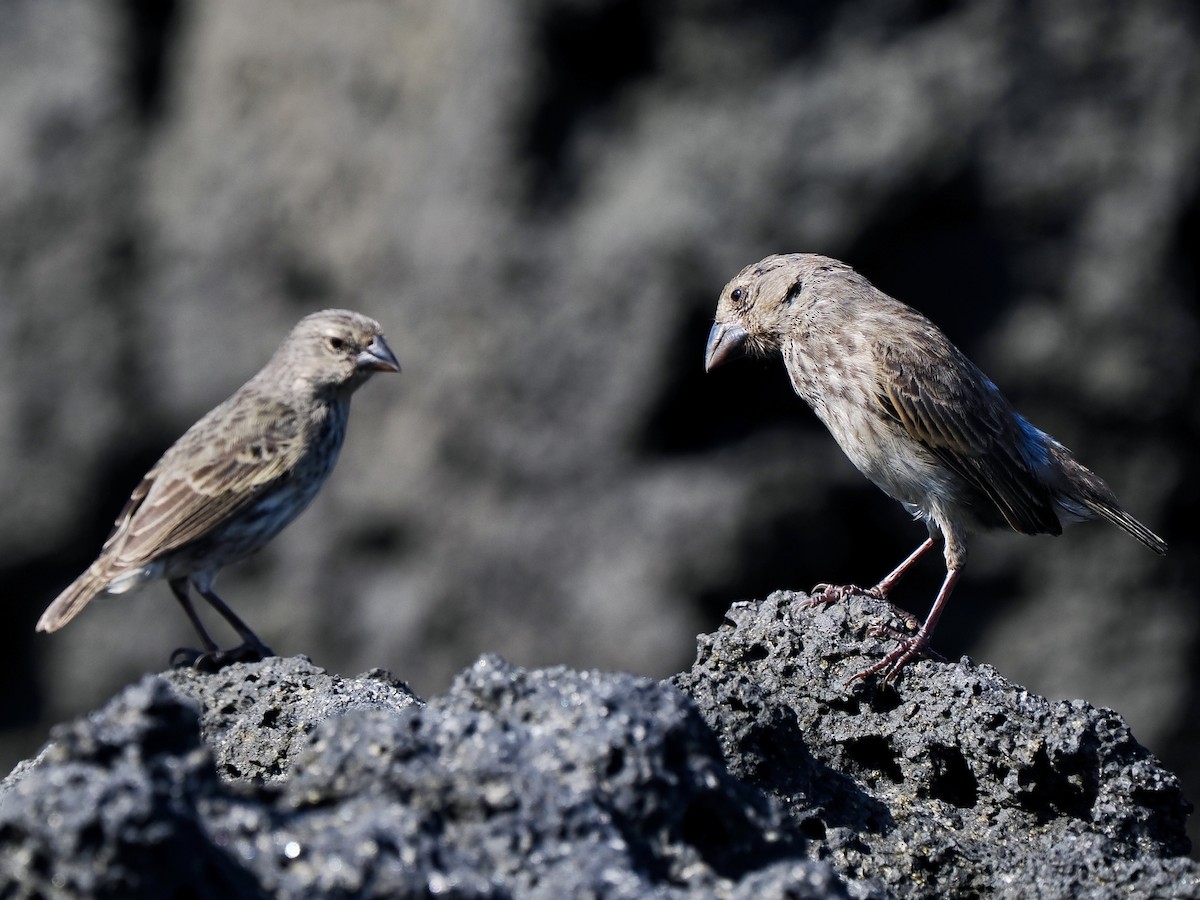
[327,336,346,351]
[730,287,745,303]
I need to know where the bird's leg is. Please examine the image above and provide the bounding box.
[849,562,962,685]
[871,536,937,599]
[169,578,274,671]
[808,536,937,618]
[168,578,221,668]
[193,583,274,663]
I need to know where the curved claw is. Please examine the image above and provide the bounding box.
[845,630,943,686]
[169,641,274,673]
[804,583,884,608]
[170,646,207,669]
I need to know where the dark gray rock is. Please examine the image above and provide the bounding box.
[163,658,419,785]
[249,655,820,899]
[673,591,1199,898]
[0,654,839,898]
[0,677,262,899]
[2,596,1196,898]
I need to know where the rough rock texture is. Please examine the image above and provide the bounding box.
[165,659,420,785]
[5,0,1200,852]
[675,592,1199,898]
[0,655,839,899]
[1,597,1196,898]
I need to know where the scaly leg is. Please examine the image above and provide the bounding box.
[871,536,937,598]
[808,536,937,618]
[169,577,273,671]
[849,562,961,685]
[169,578,220,653]
[193,583,273,656]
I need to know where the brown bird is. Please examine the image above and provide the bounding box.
[37,309,400,670]
[706,254,1166,683]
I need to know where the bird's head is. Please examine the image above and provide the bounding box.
[281,309,400,395]
[705,253,844,372]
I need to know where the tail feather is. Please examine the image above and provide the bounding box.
[36,570,109,633]
[1047,445,1167,555]
[1081,498,1168,556]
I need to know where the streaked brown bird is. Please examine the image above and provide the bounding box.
[37,309,400,670]
[706,254,1166,684]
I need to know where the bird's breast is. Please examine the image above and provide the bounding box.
[783,339,951,513]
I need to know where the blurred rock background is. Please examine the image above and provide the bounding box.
[2,0,1197,844]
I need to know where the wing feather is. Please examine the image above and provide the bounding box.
[875,340,1061,536]
[102,399,303,569]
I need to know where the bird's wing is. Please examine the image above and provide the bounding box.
[101,399,305,568]
[873,339,1061,535]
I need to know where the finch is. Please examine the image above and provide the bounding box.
[705,254,1166,684]
[38,309,400,670]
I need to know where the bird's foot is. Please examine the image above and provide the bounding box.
[806,582,926,634]
[805,582,885,607]
[170,641,274,673]
[846,626,945,685]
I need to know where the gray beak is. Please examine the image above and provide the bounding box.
[356,335,401,373]
[704,322,749,372]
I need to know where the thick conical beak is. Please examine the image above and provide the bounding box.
[704,322,749,372]
[356,335,401,373]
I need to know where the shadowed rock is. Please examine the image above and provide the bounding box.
[0,597,1196,898]
[674,592,1197,897]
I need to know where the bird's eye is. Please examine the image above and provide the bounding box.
[731,287,745,303]
[327,336,346,351]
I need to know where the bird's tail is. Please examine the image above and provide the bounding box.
[1049,447,1168,555]
[1080,498,1168,556]
[36,569,110,633]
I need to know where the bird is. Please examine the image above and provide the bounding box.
[705,253,1167,684]
[37,308,400,671]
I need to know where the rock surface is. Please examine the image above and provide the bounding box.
[675,592,1199,898]
[2,595,1195,898]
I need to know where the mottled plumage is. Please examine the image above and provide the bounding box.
[38,309,400,669]
[706,254,1166,683]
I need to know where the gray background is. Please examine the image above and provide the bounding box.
[3,0,1198,846]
